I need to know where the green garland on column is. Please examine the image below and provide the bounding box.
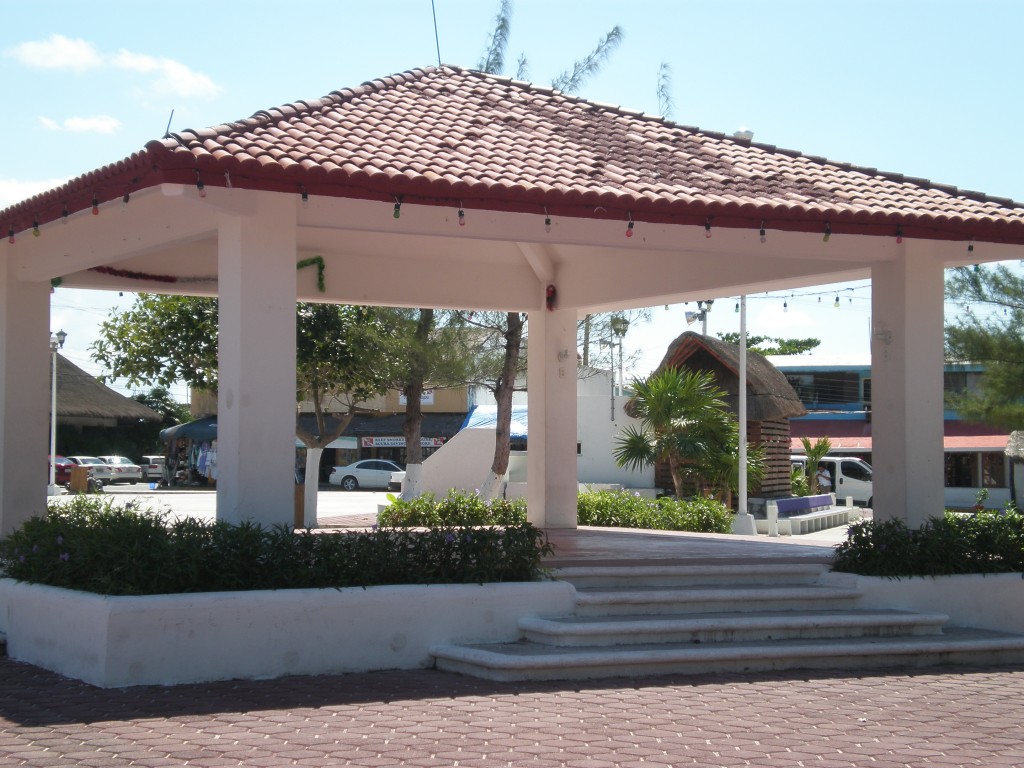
[297,256,326,292]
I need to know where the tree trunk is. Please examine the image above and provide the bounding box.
[301,447,322,528]
[401,308,434,499]
[481,312,523,500]
[668,454,685,498]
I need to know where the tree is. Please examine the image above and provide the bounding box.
[613,367,749,499]
[717,333,821,356]
[800,436,832,495]
[945,263,1024,428]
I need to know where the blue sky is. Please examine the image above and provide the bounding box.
[2,0,1022,398]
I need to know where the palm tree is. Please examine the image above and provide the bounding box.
[800,436,833,494]
[613,367,742,498]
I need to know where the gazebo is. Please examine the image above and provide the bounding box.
[3,65,1024,534]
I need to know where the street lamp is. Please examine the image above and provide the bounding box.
[609,315,630,396]
[47,329,67,496]
[684,299,715,335]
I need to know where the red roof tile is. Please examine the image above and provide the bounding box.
[5,65,1024,243]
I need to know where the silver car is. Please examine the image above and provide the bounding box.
[329,459,405,491]
[66,456,115,486]
[99,456,143,485]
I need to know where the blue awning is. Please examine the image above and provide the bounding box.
[461,405,528,440]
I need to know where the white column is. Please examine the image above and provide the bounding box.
[216,194,297,527]
[0,259,51,535]
[870,242,945,527]
[527,307,578,528]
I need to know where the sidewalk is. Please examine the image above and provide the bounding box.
[2,656,1023,767]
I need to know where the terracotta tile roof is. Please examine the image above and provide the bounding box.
[6,65,1024,244]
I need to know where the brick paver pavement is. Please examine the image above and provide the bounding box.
[1,658,1023,767]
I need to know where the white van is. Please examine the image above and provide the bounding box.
[791,455,873,507]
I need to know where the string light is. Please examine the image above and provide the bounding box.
[195,175,206,198]
[300,186,309,208]
[834,295,840,308]
[783,300,788,313]
[626,212,634,238]
[896,225,903,244]
[823,222,831,242]
[704,217,712,238]
[32,220,40,237]
[734,301,739,313]
[393,196,403,219]
[61,204,69,225]
[7,227,15,245]
[458,203,465,227]
[544,207,552,233]
[121,192,130,209]
[967,239,974,253]
[759,220,766,243]
[91,196,100,215]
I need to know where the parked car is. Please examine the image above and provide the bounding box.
[329,459,405,491]
[47,455,74,486]
[792,455,873,507]
[99,455,143,484]
[66,456,115,486]
[389,469,405,492]
[140,454,166,483]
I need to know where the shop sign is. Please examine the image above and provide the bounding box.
[398,389,434,406]
[360,436,446,448]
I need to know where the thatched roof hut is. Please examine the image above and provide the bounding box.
[654,331,805,499]
[1006,431,1024,463]
[53,354,161,425]
[656,332,806,421]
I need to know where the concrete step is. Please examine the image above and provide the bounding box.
[432,627,1024,682]
[553,563,829,589]
[519,608,949,647]
[573,583,863,616]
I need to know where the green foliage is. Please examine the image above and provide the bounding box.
[0,497,551,595]
[378,490,528,527]
[832,508,1024,577]
[800,436,833,494]
[791,465,810,497]
[576,490,732,534]
[945,263,1024,428]
[716,333,821,356]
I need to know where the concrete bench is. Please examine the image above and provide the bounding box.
[757,494,856,536]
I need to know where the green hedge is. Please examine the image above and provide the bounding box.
[380,489,732,534]
[832,508,1024,577]
[0,496,551,595]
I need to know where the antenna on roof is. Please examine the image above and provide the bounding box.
[163,109,175,139]
[430,0,442,66]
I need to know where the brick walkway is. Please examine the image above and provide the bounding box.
[2,657,1023,767]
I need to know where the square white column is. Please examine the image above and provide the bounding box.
[216,194,297,527]
[527,307,578,529]
[0,258,51,534]
[871,242,945,527]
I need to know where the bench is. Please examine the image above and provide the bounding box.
[757,493,857,536]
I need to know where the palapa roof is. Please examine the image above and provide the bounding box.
[54,354,161,422]
[657,331,807,422]
[4,65,1024,245]
[1006,431,1024,462]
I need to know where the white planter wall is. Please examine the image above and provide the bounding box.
[1,579,575,688]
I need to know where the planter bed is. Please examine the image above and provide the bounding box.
[0,578,575,688]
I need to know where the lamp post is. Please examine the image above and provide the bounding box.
[609,314,630,397]
[47,329,67,496]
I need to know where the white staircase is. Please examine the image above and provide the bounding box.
[432,563,1024,682]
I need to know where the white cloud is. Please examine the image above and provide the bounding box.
[112,50,221,99]
[4,34,103,72]
[0,177,70,209]
[6,35,220,99]
[38,114,122,134]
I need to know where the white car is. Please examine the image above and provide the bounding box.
[66,456,115,486]
[99,456,144,485]
[329,460,405,491]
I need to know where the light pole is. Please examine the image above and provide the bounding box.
[47,329,67,496]
[609,315,630,396]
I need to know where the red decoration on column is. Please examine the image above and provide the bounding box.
[546,284,557,311]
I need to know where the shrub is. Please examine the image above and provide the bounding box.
[0,496,552,595]
[378,489,527,527]
[832,507,1024,577]
[577,490,732,533]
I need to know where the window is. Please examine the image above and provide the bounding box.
[981,453,1006,488]
[841,460,871,481]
